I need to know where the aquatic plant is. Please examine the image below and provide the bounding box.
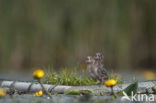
[104,79,117,98]
[0,88,6,98]
[34,90,43,97]
[33,69,52,98]
[44,70,99,86]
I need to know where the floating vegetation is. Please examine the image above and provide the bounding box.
[44,68,123,86]
[44,69,100,86]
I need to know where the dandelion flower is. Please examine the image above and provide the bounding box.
[34,90,43,96]
[0,88,6,98]
[33,69,44,79]
[104,79,117,87]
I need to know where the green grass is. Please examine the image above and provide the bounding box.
[44,68,123,86]
[44,69,99,86]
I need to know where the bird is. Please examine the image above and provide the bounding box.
[85,53,109,84]
[94,53,108,84]
[94,53,103,68]
[85,56,98,81]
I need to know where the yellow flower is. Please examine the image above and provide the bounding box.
[0,88,6,97]
[33,69,44,79]
[143,71,155,80]
[104,79,117,87]
[33,90,43,96]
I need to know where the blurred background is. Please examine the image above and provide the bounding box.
[0,0,156,74]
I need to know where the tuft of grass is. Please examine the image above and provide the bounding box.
[44,69,99,86]
[44,68,124,86]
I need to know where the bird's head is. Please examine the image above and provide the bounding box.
[94,53,103,61]
[85,56,94,64]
